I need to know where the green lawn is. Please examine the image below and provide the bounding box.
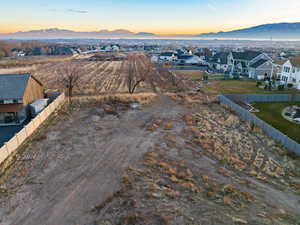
[253,102,300,144]
[173,70,206,80]
[204,80,300,95]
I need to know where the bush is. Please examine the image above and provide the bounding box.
[256,81,262,87]
[278,85,285,90]
[287,83,293,88]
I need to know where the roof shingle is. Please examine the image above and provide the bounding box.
[0,73,30,100]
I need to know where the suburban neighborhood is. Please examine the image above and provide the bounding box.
[0,1,300,224]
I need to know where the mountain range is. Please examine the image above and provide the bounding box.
[0,28,156,39]
[0,22,300,39]
[198,22,300,39]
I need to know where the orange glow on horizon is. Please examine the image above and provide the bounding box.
[0,25,243,35]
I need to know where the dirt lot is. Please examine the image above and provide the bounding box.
[0,94,300,225]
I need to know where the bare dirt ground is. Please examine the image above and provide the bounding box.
[0,95,300,225]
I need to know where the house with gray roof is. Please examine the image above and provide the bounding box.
[228,51,273,78]
[208,52,230,72]
[0,74,44,126]
[249,59,274,80]
[177,54,201,65]
[159,52,177,62]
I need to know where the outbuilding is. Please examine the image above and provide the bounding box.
[0,73,44,126]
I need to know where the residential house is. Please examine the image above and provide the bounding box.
[273,59,288,80]
[281,56,300,90]
[0,74,44,126]
[159,52,177,62]
[248,59,274,80]
[228,51,273,78]
[209,52,229,72]
[177,54,201,65]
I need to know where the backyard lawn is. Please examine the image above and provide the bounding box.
[173,70,224,80]
[173,70,204,79]
[204,79,300,95]
[253,102,300,144]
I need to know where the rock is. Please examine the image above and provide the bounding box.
[164,122,174,130]
[232,216,248,224]
[103,104,114,112]
[130,102,141,109]
[91,115,101,122]
[224,115,239,127]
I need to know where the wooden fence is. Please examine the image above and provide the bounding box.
[0,93,65,166]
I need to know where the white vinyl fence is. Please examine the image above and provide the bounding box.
[219,94,300,156]
[0,93,65,166]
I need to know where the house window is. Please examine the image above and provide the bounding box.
[3,100,13,104]
[284,67,291,73]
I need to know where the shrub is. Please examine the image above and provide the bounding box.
[278,85,285,90]
[287,83,293,88]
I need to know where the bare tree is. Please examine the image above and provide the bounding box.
[56,62,83,104]
[127,54,146,94]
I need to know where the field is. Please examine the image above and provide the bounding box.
[254,102,300,144]
[204,79,300,95]
[0,95,300,225]
[0,54,191,95]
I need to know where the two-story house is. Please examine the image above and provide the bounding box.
[281,56,300,89]
[248,59,274,80]
[0,73,44,126]
[208,52,230,72]
[227,51,273,78]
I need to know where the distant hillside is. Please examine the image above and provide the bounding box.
[135,32,155,36]
[198,22,300,39]
[0,28,157,39]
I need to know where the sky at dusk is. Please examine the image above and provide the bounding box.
[1,0,300,35]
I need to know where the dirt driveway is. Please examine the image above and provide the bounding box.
[0,96,188,225]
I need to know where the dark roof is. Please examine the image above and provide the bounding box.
[211,52,229,64]
[232,51,262,61]
[178,54,193,60]
[250,59,268,68]
[176,49,185,56]
[160,52,175,57]
[0,73,31,100]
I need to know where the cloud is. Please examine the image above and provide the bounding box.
[66,9,88,14]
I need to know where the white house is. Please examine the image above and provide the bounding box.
[177,54,201,65]
[281,57,300,90]
[228,51,273,78]
[209,52,229,72]
[159,52,177,62]
[248,59,274,80]
[273,59,288,80]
